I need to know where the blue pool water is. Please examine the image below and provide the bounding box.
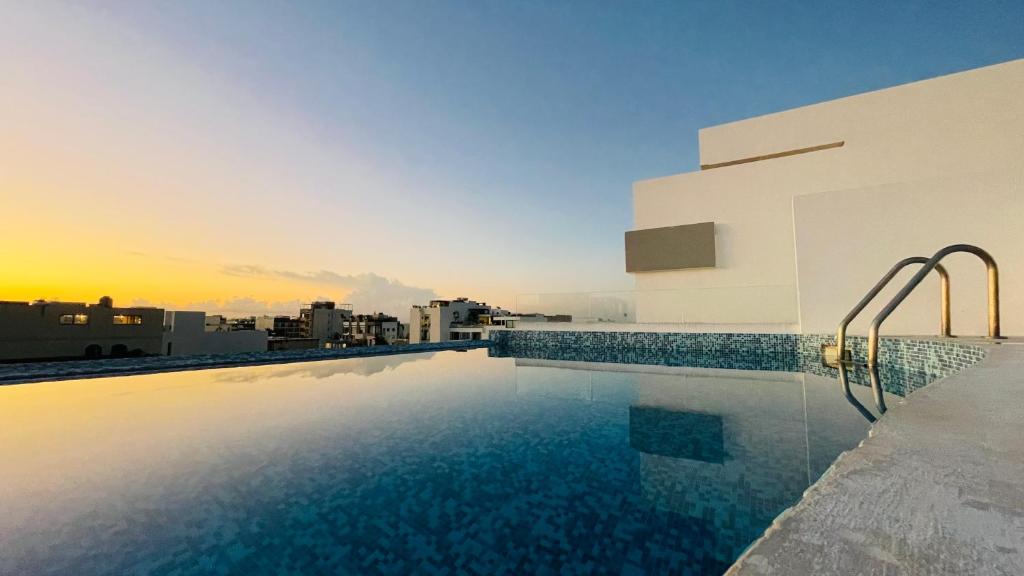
[0,348,888,575]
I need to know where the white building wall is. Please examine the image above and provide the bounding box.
[793,169,1024,336]
[163,311,268,356]
[632,59,1024,336]
[309,308,353,344]
[409,308,426,344]
[409,306,456,343]
[431,308,450,342]
[379,320,400,343]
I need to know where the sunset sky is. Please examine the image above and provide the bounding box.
[2,1,1022,317]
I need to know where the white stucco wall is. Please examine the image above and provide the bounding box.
[632,58,1024,335]
[163,311,268,356]
[409,307,450,343]
[793,169,1024,336]
[309,308,353,343]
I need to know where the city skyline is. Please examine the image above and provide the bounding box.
[3,1,1023,316]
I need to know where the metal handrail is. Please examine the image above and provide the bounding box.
[836,257,950,364]
[866,364,887,414]
[867,244,1001,367]
[837,363,878,422]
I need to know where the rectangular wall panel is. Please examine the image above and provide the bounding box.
[625,222,716,272]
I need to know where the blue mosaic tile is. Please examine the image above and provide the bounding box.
[0,331,989,575]
[489,329,987,398]
[0,349,875,575]
[489,330,801,372]
[798,334,988,396]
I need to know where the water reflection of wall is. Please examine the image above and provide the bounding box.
[629,406,726,463]
[632,370,811,563]
[512,359,874,564]
[513,360,642,405]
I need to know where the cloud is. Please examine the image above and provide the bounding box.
[221,264,267,277]
[220,265,437,317]
[130,297,308,317]
[123,250,198,264]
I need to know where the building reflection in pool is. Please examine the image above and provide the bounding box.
[629,406,727,463]
[512,358,891,565]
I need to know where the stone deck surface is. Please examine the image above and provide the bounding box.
[728,341,1024,575]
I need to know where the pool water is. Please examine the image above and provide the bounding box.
[0,349,888,575]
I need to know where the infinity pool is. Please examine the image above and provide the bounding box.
[0,348,889,575]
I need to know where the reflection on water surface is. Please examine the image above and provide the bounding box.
[1,349,888,575]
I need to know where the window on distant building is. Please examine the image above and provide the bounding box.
[59,314,89,325]
[113,314,143,325]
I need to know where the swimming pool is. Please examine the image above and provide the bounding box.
[1,347,893,574]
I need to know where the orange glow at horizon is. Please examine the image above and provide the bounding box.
[0,3,544,314]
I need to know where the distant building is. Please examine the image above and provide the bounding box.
[204,315,229,332]
[267,337,320,351]
[163,311,267,356]
[455,313,571,338]
[409,298,491,343]
[0,297,164,361]
[300,301,354,344]
[229,317,256,331]
[255,315,304,338]
[448,326,485,341]
[336,313,406,346]
[479,309,512,325]
[205,315,256,333]
[491,314,573,328]
[488,314,548,329]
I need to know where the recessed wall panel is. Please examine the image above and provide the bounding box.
[625,222,716,272]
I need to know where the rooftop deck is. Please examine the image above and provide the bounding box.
[730,339,1024,575]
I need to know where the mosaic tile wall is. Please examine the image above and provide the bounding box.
[798,334,989,395]
[489,330,801,372]
[489,329,988,397]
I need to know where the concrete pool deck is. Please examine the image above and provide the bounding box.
[729,339,1024,575]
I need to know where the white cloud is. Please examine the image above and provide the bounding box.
[220,265,438,317]
[130,297,308,317]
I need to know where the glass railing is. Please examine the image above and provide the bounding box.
[513,285,799,325]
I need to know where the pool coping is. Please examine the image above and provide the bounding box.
[0,340,490,385]
[727,339,1024,575]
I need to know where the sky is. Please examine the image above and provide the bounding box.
[2,1,1022,317]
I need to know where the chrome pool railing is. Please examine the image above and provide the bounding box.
[835,257,950,365]
[867,244,1002,367]
[837,363,879,422]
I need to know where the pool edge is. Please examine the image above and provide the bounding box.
[726,340,1024,575]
